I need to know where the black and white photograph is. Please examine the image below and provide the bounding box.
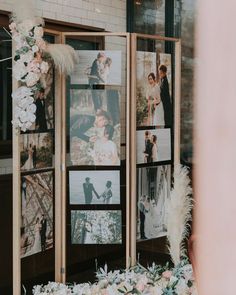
[137,165,171,240]
[136,128,171,164]
[71,210,122,244]
[69,170,120,205]
[70,50,122,85]
[70,89,120,166]
[21,171,53,258]
[20,132,53,171]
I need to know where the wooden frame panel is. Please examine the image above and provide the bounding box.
[12,28,63,294]
[12,32,181,292]
[61,32,131,276]
[129,33,181,265]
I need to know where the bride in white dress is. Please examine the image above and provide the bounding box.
[93,124,119,166]
[82,221,95,244]
[100,57,112,84]
[21,143,34,170]
[153,167,168,234]
[29,217,42,255]
[146,73,165,126]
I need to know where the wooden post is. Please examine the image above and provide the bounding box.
[12,41,21,295]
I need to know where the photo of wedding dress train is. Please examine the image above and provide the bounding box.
[137,165,171,240]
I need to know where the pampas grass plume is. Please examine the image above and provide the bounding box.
[45,44,78,75]
[167,164,193,266]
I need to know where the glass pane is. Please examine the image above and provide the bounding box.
[21,34,56,293]
[0,24,13,295]
[0,27,12,147]
[65,35,128,283]
[133,0,165,35]
[136,37,175,266]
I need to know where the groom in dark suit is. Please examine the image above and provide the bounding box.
[83,177,99,204]
[89,52,106,111]
[40,214,47,252]
[159,65,172,127]
[35,88,48,132]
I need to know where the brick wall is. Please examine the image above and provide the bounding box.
[0,0,126,32]
[0,0,127,173]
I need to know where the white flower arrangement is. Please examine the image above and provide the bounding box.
[10,16,49,131]
[33,260,197,295]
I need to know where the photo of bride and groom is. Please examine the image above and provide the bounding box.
[70,89,120,166]
[21,171,53,258]
[137,165,171,241]
[71,210,122,244]
[70,50,122,85]
[136,51,172,128]
[136,128,171,165]
[69,170,120,205]
[20,132,53,171]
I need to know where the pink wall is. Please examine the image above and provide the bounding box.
[194,1,236,294]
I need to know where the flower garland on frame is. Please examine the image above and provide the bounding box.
[10,17,51,131]
[9,0,77,132]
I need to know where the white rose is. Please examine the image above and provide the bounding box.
[19,110,29,123]
[12,33,27,49]
[150,285,163,295]
[9,22,17,32]
[25,72,40,87]
[32,45,39,53]
[20,51,34,64]
[175,278,188,295]
[28,103,36,113]
[40,61,49,74]
[13,60,28,81]
[34,26,44,38]
[18,19,34,35]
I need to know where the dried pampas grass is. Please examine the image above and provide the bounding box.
[45,44,78,75]
[166,164,193,266]
[11,0,43,25]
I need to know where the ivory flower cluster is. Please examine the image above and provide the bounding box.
[33,260,197,295]
[10,18,49,131]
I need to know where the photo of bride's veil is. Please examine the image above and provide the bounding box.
[137,165,171,240]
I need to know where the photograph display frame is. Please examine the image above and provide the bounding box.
[69,89,121,167]
[71,210,122,245]
[70,50,122,86]
[21,171,54,258]
[137,165,171,241]
[12,32,180,292]
[69,170,121,205]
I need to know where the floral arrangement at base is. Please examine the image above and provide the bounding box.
[33,259,197,295]
[32,166,197,295]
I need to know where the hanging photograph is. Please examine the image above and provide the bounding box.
[136,128,171,164]
[29,61,54,131]
[159,53,173,127]
[137,165,171,240]
[69,170,120,205]
[71,210,122,244]
[70,89,120,166]
[20,132,53,171]
[70,50,122,85]
[136,51,164,127]
[21,171,53,258]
